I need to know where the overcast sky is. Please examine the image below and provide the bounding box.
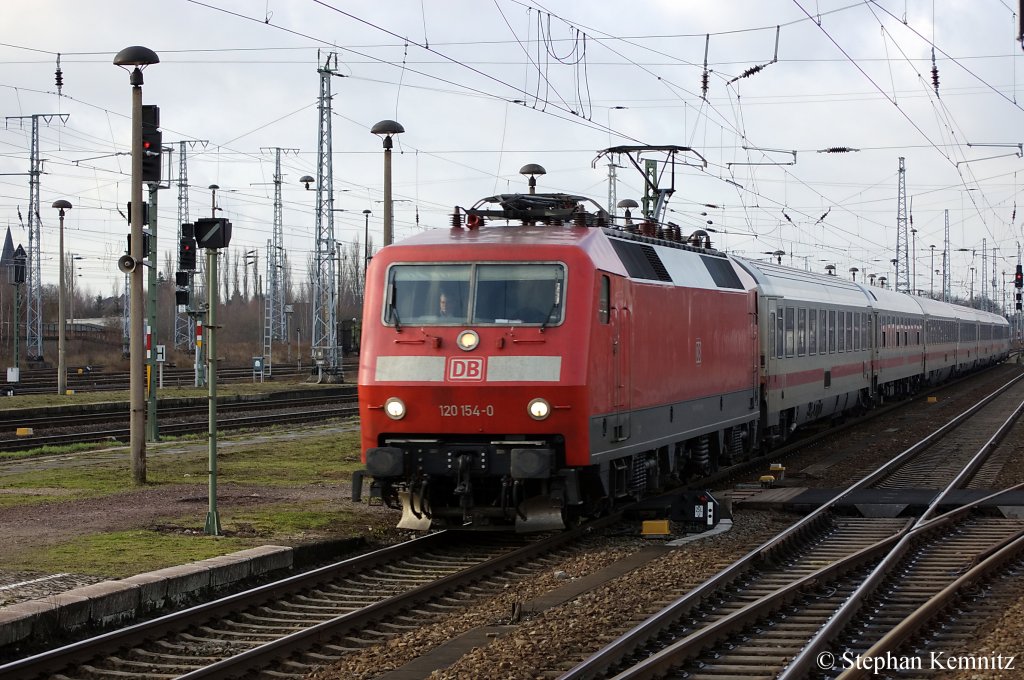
[3,1,1023,306]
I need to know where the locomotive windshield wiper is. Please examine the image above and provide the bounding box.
[386,282,402,330]
[540,279,562,330]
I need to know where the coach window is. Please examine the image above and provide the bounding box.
[797,308,807,356]
[818,309,827,354]
[852,312,860,351]
[775,311,784,358]
[846,311,854,351]
[598,275,610,324]
[828,309,836,353]
[838,310,846,352]
[784,306,795,357]
[808,308,818,354]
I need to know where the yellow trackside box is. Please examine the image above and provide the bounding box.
[641,520,671,537]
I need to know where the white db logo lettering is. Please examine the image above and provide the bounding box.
[448,358,484,381]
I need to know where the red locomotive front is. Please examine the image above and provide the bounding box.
[357,217,603,531]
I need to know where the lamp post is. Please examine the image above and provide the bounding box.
[52,199,71,395]
[209,184,220,217]
[114,45,158,486]
[370,120,404,247]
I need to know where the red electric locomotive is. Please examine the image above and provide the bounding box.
[355,185,761,531]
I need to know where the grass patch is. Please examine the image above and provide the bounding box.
[0,493,74,508]
[0,442,116,460]
[6,500,368,576]
[0,426,377,575]
[0,429,364,495]
[221,501,366,536]
[8,530,258,577]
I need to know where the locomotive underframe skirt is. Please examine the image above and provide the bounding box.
[588,388,757,464]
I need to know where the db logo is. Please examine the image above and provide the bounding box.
[448,357,485,381]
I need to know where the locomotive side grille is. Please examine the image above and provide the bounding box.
[701,255,744,289]
[610,240,673,282]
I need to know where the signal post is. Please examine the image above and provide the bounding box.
[191,216,232,535]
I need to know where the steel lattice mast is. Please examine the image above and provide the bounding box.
[981,238,988,309]
[174,140,193,349]
[895,156,910,294]
[943,209,951,302]
[312,53,340,375]
[991,244,998,313]
[5,113,68,360]
[263,147,293,375]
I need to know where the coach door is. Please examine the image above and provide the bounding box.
[610,286,631,442]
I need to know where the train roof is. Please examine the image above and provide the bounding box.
[732,257,876,308]
[735,257,1008,324]
[915,295,1008,324]
[859,281,929,314]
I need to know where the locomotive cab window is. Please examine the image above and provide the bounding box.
[385,262,566,326]
[598,275,610,324]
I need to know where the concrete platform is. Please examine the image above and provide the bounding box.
[0,544,292,651]
[734,487,1024,518]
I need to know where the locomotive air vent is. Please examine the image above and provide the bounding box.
[700,255,743,289]
[610,240,673,282]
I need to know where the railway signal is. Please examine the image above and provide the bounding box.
[179,236,197,270]
[174,270,189,307]
[141,104,162,183]
[1015,264,1022,288]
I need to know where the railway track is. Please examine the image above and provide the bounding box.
[560,370,1024,679]
[0,518,619,679]
[3,366,1023,678]
[2,361,359,395]
[0,400,359,453]
[0,391,356,434]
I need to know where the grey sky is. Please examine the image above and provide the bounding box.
[2,1,1022,304]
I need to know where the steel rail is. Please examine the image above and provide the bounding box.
[778,383,1024,679]
[836,526,1024,680]
[0,531,453,680]
[0,405,358,453]
[0,394,353,431]
[1,514,621,679]
[563,370,1024,680]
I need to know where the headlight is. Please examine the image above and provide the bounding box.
[527,398,550,420]
[384,397,406,420]
[457,329,480,351]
